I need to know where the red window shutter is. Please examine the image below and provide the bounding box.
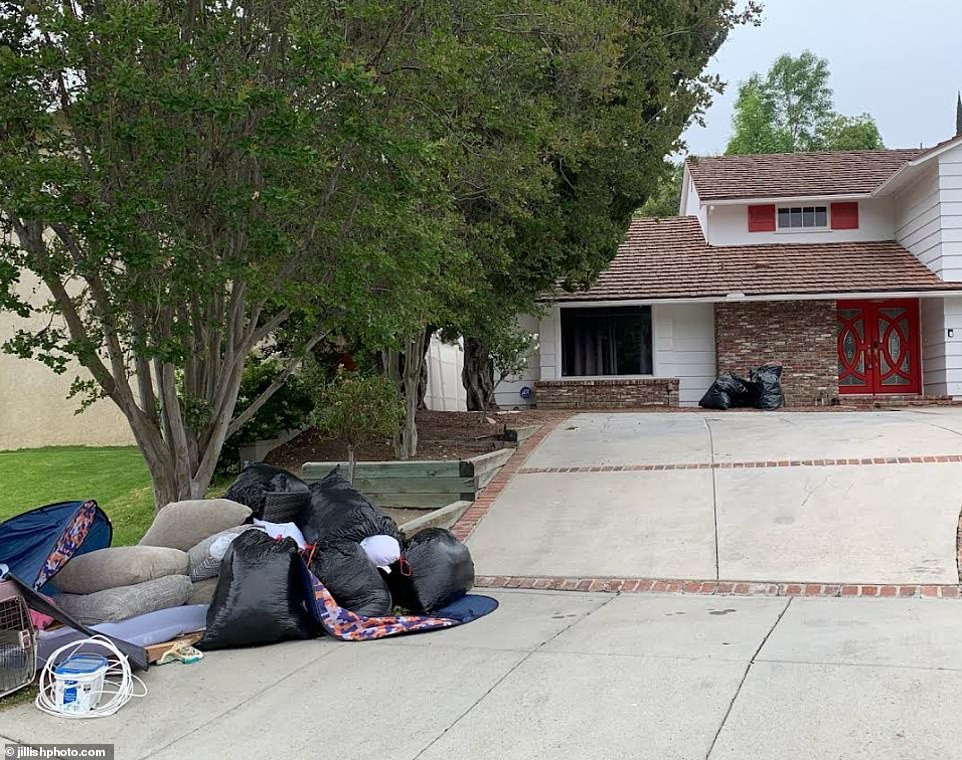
[831,202,859,230]
[747,204,776,232]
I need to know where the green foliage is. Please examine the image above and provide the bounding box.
[217,355,314,474]
[312,368,404,478]
[639,163,686,218]
[727,51,884,154]
[822,114,884,151]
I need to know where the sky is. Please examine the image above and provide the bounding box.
[681,0,962,156]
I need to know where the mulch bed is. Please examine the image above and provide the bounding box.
[265,409,567,471]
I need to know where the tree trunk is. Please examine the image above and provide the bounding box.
[347,444,356,485]
[416,325,433,410]
[398,330,427,459]
[462,337,495,412]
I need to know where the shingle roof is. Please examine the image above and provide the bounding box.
[553,216,962,302]
[686,148,924,201]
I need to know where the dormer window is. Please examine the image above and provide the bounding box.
[777,205,828,230]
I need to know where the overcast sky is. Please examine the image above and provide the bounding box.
[681,0,962,156]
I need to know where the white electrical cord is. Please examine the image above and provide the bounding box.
[35,635,147,719]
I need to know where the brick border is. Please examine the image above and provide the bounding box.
[520,455,962,474]
[450,415,569,542]
[475,575,962,599]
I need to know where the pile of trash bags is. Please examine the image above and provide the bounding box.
[199,464,476,650]
[699,362,785,410]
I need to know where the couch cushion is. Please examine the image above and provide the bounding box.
[57,575,192,625]
[55,546,189,594]
[139,499,252,551]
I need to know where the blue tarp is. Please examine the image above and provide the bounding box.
[0,500,112,591]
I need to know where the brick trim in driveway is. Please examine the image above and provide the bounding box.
[519,455,962,474]
[476,575,962,599]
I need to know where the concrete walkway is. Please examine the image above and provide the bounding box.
[5,590,962,759]
[466,409,962,584]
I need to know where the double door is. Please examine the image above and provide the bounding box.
[837,299,921,394]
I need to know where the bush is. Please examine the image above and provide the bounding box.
[216,356,314,474]
[312,367,404,482]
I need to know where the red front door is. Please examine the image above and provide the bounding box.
[837,299,921,394]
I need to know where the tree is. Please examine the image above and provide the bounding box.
[438,1,761,408]
[639,163,686,218]
[0,2,459,506]
[822,114,884,151]
[956,92,962,137]
[726,51,884,154]
[312,368,404,484]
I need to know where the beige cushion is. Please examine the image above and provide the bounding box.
[57,575,192,625]
[139,499,252,551]
[186,578,219,606]
[55,546,189,594]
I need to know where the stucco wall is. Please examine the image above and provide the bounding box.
[0,271,134,450]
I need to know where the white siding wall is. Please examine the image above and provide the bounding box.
[938,144,962,281]
[493,314,540,409]
[706,197,895,246]
[894,163,943,274]
[537,302,715,406]
[920,298,948,395]
[920,297,962,397]
[681,173,707,234]
[423,335,467,411]
[651,303,716,405]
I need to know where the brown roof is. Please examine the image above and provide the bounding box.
[686,148,924,201]
[553,216,962,302]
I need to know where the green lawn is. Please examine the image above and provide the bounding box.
[0,446,230,546]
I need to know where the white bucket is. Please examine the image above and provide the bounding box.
[52,653,108,715]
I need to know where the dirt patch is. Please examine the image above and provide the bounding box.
[266,409,567,472]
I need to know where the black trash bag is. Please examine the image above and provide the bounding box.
[389,528,474,613]
[750,363,785,410]
[699,373,748,410]
[309,541,393,617]
[224,462,309,519]
[301,468,400,546]
[198,530,315,650]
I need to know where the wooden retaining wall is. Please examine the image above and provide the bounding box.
[301,447,516,508]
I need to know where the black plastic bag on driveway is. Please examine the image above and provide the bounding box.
[698,373,749,410]
[751,363,785,410]
[301,468,400,547]
[224,462,310,520]
[388,528,474,613]
[198,530,316,650]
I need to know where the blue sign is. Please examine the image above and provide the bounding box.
[520,386,532,399]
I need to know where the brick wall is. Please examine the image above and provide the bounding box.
[714,301,838,406]
[535,378,680,409]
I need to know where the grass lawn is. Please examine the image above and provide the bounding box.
[0,446,229,546]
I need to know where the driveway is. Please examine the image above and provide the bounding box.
[5,590,962,760]
[466,409,962,584]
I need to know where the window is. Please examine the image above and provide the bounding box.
[561,306,652,377]
[777,205,828,230]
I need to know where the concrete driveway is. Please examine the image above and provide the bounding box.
[466,409,962,585]
[5,590,962,760]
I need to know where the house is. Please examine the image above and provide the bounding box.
[500,135,962,409]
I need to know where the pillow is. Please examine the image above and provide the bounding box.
[57,575,192,625]
[54,546,189,594]
[187,526,253,581]
[187,578,218,606]
[139,499,252,551]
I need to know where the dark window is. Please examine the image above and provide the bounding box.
[561,307,652,377]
